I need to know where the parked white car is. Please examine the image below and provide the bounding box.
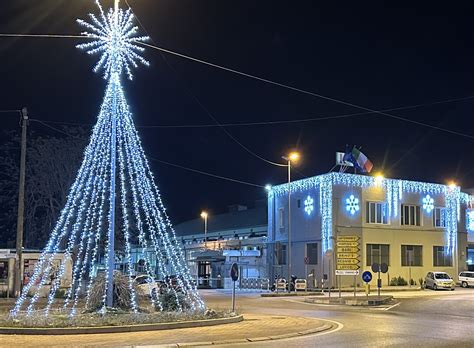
[459,271,474,288]
[424,272,455,291]
[295,279,307,291]
[134,275,163,297]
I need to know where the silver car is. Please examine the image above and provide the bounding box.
[459,271,474,288]
[424,272,455,291]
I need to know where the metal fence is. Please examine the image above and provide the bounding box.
[239,277,270,291]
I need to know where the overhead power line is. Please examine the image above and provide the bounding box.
[1,32,474,140]
[148,156,265,188]
[29,93,474,135]
[28,117,265,188]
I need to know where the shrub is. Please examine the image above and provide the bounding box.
[54,288,67,299]
[419,278,424,287]
[389,276,408,286]
[156,290,191,312]
[86,272,139,311]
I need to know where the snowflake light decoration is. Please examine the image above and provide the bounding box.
[304,195,314,215]
[345,194,360,215]
[422,194,434,213]
[77,0,149,80]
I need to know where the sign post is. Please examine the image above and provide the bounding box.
[336,236,360,297]
[362,271,372,301]
[230,263,239,312]
[371,262,388,300]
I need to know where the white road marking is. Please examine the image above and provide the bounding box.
[382,302,401,311]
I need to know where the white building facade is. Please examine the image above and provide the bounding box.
[268,172,472,288]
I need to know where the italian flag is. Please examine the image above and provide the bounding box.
[352,147,373,173]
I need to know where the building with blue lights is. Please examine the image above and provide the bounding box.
[267,172,473,288]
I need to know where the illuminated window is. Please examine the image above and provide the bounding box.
[401,245,423,266]
[278,208,285,229]
[0,261,8,282]
[433,207,446,228]
[433,246,452,267]
[345,195,360,215]
[306,243,318,264]
[467,209,474,232]
[366,244,390,266]
[366,201,388,224]
[304,195,314,216]
[401,204,421,226]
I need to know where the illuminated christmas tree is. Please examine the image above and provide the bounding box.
[11,0,204,317]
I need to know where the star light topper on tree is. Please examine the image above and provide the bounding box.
[11,0,204,318]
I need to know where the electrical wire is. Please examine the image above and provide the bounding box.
[0,110,21,114]
[123,0,287,167]
[147,156,265,188]
[29,117,265,188]
[139,41,474,140]
[131,94,474,129]
[1,32,473,139]
[29,119,83,139]
[29,93,474,133]
[0,33,83,39]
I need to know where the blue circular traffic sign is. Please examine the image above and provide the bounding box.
[362,271,372,283]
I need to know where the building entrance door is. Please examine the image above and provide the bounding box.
[198,261,211,288]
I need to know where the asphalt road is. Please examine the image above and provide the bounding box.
[202,288,474,348]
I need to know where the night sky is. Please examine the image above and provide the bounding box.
[1,1,474,224]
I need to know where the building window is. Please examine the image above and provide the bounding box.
[433,207,446,228]
[366,244,390,266]
[297,199,301,208]
[0,261,8,283]
[275,243,287,265]
[401,204,421,226]
[306,243,318,265]
[433,246,452,267]
[366,201,388,224]
[278,208,285,229]
[401,245,423,266]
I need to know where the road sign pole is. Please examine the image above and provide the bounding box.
[378,271,381,299]
[232,280,236,312]
[353,275,356,299]
[338,275,341,298]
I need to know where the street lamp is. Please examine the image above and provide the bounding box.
[200,211,208,249]
[281,151,300,292]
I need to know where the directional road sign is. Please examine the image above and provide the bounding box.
[337,247,360,253]
[337,253,359,259]
[336,270,360,276]
[336,241,359,247]
[337,258,359,265]
[336,264,360,270]
[337,236,360,242]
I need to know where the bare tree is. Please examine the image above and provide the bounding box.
[0,127,88,248]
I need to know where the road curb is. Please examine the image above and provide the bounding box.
[0,314,243,335]
[174,322,334,347]
[261,292,323,297]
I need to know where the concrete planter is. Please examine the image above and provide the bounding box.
[0,314,243,335]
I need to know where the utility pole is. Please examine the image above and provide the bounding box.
[14,107,28,298]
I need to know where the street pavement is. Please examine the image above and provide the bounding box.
[0,287,472,347]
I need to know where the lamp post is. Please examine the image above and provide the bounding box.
[281,152,300,292]
[200,211,208,249]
